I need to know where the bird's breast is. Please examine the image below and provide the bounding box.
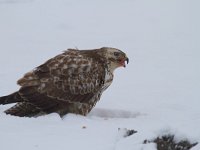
[102,70,113,91]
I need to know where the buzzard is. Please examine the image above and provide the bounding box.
[0,47,129,117]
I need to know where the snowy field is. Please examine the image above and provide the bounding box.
[0,0,200,149]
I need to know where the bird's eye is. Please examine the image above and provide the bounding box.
[114,52,120,57]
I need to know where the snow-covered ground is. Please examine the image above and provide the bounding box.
[0,0,200,149]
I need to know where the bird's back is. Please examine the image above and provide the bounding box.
[0,49,110,117]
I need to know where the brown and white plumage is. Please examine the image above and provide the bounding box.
[0,47,129,117]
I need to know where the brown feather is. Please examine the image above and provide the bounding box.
[0,47,128,117]
[5,102,41,117]
[0,92,23,105]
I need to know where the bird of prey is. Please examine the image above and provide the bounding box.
[0,47,129,117]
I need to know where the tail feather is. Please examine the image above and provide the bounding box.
[4,102,42,117]
[0,92,23,105]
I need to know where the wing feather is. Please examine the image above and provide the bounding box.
[15,49,107,116]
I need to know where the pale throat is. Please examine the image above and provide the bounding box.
[109,61,121,73]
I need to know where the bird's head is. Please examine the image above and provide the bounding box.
[101,47,129,72]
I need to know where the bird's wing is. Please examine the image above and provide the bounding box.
[16,49,106,114]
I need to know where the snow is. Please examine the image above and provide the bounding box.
[0,0,200,149]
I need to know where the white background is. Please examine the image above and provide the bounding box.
[0,0,200,150]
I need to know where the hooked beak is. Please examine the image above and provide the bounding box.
[126,57,129,65]
[122,57,129,68]
[123,57,129,68]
